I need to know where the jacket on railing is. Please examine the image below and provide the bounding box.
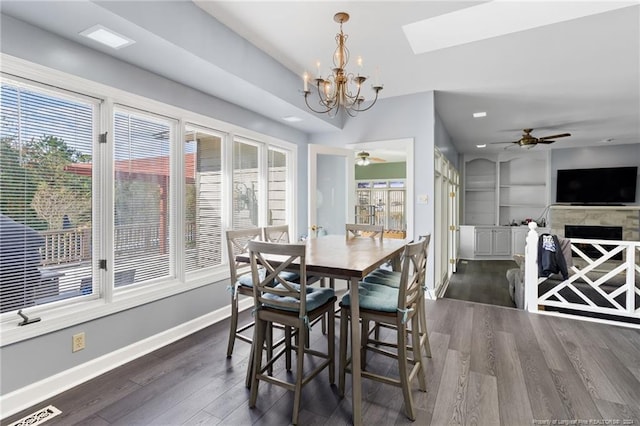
[537,233,569,280]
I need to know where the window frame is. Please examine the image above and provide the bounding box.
[0,54,298,345]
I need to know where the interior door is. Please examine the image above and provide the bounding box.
[308,145,355,236]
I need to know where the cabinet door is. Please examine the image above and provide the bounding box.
[511,227,528,255]
[493,228,512,255]
[474,228,493,255]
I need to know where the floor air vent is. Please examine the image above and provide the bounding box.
[8,405,62,426]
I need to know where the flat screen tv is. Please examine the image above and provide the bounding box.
[556,166,638,204]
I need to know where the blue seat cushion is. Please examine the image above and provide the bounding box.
[237,268,300,288]
[363,270,401,288]
[263,282,335,312]
[341,282,399,313]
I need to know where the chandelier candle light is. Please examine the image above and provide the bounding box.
[303,12,383,117]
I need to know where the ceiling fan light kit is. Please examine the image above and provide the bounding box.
[303,12,383,117]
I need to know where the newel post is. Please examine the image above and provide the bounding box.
[524,221,539,312]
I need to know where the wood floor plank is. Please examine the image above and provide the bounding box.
[420,331,451,426]
[547,368,602,421]
[588,345,640,421]
[549,318,627,405]
[465,371,500,426]
[430,349,471,425]
[470,304,497,377]
[529,313,577,372]
[594,398,639,424]
[503,309,571,420]
[494,331,534,425]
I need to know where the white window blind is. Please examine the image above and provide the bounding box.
[113,108,173,285]
[267,147,288,226]
[232,139,260,229]
[0,81,95,313]
[184,126,224,271]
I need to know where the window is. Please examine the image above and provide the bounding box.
[0,80,97,312]
[184,126,224,271]
[1,62,296,343]
[232,139,260,229]
[267,147,288,226]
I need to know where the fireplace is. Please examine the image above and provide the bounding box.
[565,225,623,260]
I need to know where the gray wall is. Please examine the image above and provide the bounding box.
[0,13,310,394]
[309,92,439,284]
[434,111,459,169]
[550,144,640,204]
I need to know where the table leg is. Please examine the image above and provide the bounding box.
[349,276,362,426]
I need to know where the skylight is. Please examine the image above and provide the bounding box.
[403,1,636,54]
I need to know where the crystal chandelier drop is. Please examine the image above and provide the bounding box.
[303,12,383,117]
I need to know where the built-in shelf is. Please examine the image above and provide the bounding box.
[464,152,550,226]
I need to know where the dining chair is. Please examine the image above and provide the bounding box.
[247,240,336,425]
[345,223,384,241]
[338,238,428,421]
[264,224,329,333]
[363,234,432,358]
[225,227,263,359]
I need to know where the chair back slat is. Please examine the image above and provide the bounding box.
[226,228,262,283]
[397,239,428,311]
[345,223,384,241]
[248,240,307,314]
[263,225,291,243]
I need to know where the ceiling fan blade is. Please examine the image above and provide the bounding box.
[536,140,555,144]
[538,133,571,140]
[490,141,518,144]
[369,156,386,162]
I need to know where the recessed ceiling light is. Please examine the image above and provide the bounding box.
[79,25,135,49]
[282,116,303,122]
[473,112,487,118]
[476,144,487,148]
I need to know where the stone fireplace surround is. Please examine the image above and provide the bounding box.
[550,205,640,242]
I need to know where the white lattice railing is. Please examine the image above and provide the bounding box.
[524,222,640,328]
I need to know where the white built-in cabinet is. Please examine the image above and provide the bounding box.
[461,151,550,260]
[463,151,550,227]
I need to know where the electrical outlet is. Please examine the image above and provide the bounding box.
[72,332,85,352]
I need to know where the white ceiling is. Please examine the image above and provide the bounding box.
[2,1,638,157]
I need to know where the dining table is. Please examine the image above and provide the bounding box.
[237,234,407,425]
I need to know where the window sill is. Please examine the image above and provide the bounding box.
[0,268,228,347]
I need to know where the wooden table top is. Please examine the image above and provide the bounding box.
[237,235,407,279]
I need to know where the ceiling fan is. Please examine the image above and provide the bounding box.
[491,128,571,149]
[355,150,386,166]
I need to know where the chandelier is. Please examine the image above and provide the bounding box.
[303,12,383,117]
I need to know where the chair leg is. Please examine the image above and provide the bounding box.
[266,323,273,376]
[361,319,370,368]
[226,293,239,358]
[338,307,349,397]
[292,321,306,425]
[411,314,426,391]
[321,278,327,335]
[328,308,335,385]
[285,326,292,371]
[249,318,267,408]
[397,319,416,421]
[418,295,432,358]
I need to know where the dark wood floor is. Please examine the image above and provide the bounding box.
[4,297,640,425]
[444,260,518,308]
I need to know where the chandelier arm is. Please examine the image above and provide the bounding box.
[352,87,382,112]
[304,92,337,114]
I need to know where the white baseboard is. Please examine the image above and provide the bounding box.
[0,298,253,419]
